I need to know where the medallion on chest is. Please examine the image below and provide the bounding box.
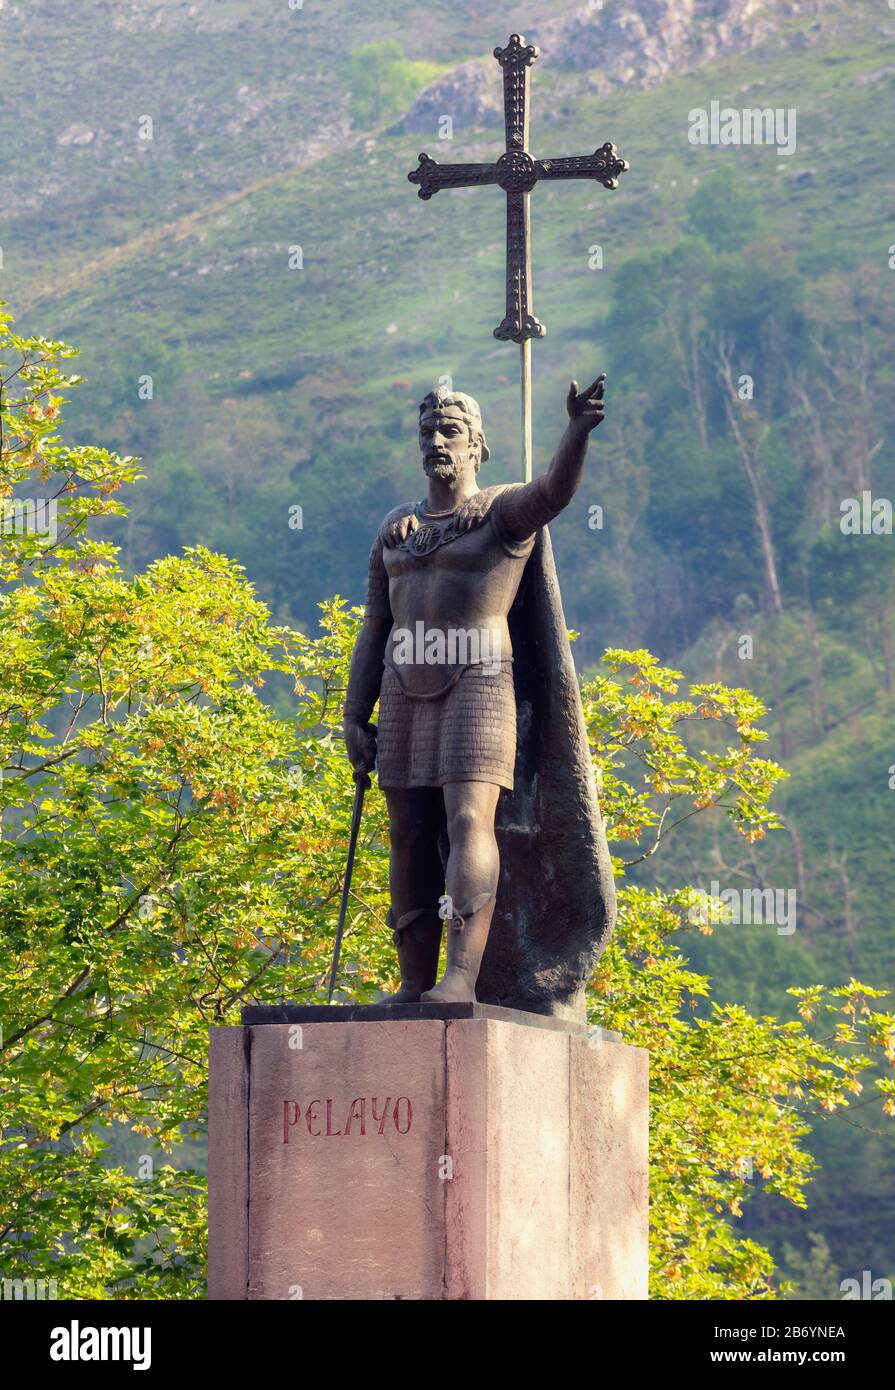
[402,515,460,557]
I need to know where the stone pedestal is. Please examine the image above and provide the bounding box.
[208,1004,648,1301]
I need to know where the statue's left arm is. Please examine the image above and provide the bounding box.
[498,373,606,541]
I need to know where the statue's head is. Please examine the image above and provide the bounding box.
[418,387,490,483]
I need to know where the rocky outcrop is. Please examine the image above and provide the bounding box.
[397,1,823,132]
[393,57,504,137]
[529,0,774,85]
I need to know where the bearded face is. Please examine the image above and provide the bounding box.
[419,405,481,483]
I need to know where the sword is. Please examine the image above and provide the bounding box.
[327,766,372,1002]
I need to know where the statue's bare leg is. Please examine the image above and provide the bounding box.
[421,780,500,1004]
[383,786,445,1002]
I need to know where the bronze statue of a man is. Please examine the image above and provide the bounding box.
[343,375,615,1015]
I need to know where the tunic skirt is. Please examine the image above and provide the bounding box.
[375,661,517,791]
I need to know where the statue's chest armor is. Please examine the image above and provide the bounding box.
[382,517,500,582]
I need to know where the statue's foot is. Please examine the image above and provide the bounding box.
[420,970,477,1005]
[385,907,442,1005]
[383,984,423,1005]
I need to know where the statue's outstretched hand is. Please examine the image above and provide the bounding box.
[566,373,606,434]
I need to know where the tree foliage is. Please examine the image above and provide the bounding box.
[346,40,446,129]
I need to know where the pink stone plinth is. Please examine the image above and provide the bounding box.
[208,1017,648,1300]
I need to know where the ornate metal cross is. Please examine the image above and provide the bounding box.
[407,32,628,480]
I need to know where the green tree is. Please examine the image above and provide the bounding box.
[1,310,894,1299]
[687,168,764,254]
[346,41,445,130]
[809,525,895,693]
[781,1232,842,1301]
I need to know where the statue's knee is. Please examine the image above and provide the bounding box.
[446,804,482,845]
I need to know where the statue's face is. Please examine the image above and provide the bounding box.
[418,405,479,483]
